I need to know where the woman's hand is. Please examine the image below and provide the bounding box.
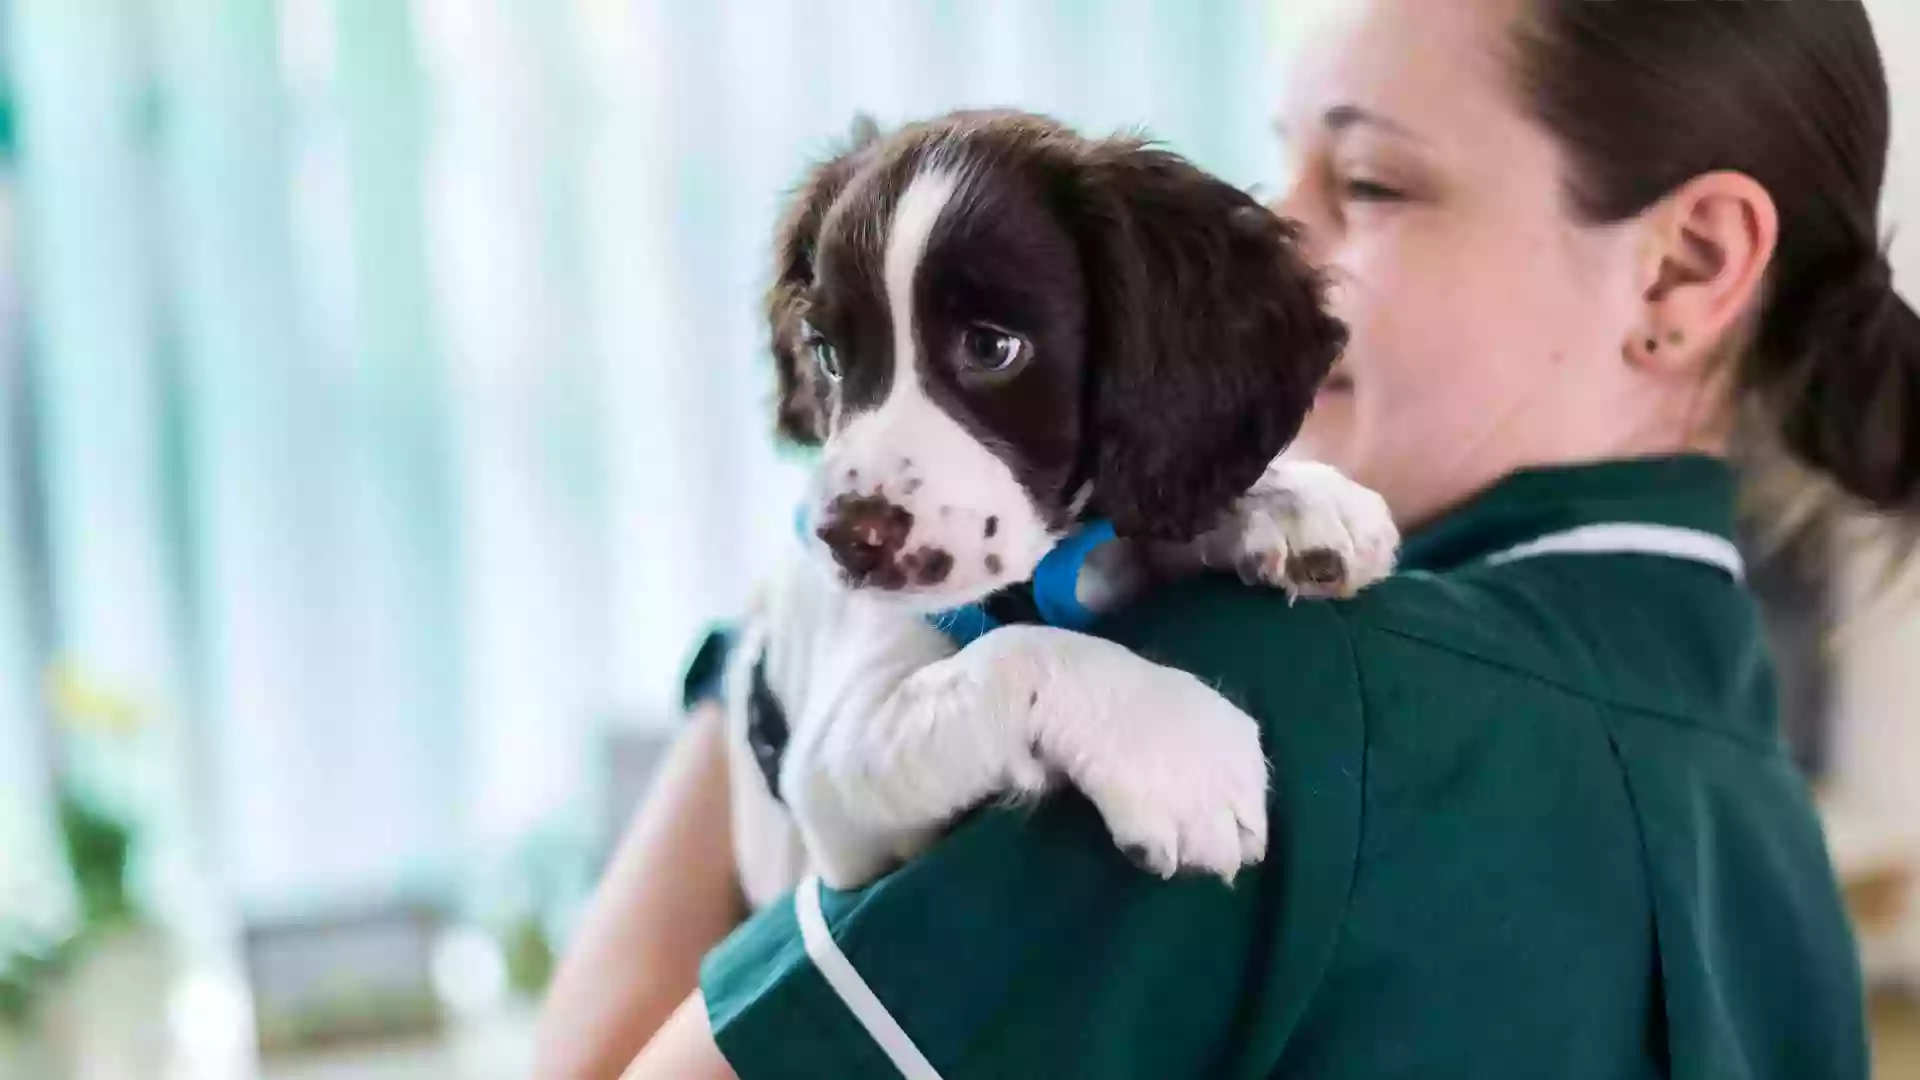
[535,703,747,1080]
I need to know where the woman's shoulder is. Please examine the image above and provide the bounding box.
[1102,566,1691,853]
[1102,568,1859,1077]
[1112,557,1780,748]
[1107,564,1809,880]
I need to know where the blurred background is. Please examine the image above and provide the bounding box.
[0,1,1915,1078]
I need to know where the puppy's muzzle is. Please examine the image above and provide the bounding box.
[817,493,914,581]
[815,493,955,590]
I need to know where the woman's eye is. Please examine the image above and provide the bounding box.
[959,324,1030,374]
[1342,177,1407,203]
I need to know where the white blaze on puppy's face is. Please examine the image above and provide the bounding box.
[778,111,1347,603]
[811,165,1058,609]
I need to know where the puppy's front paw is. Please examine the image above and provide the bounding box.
[1222,460,1398,599]
[1036,666,1269,883]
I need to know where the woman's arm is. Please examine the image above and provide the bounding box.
[535,702,748,1080]
[685,579,1366,1079]
[620,993,737,1080]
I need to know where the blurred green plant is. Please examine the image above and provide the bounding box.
[491,821,596,999]
[56,788,138,933]
[0,787,141,1032]
[44,658,148,937]
[501,913,555,999]
[0,927,72,1030]
[0,660,153,1031]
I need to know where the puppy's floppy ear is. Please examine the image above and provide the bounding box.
[768,114,884,445]
[1066,141,1346,540]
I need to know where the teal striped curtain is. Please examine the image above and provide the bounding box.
[0,0,1292,926]
[0,26,65,941]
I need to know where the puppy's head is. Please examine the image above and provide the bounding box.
[769,111,1344,609]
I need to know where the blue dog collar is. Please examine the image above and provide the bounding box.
[1028,519,1115,632]
[793,503,1115,646]
[927,519,1114,646]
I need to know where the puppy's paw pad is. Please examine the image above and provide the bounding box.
[1283,547,1349,596]
[1231,462,1399,599]
[1237,818,1267,866]
[1121,842,1178,880]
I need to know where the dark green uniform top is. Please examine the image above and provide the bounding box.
[700,455,1867,1080]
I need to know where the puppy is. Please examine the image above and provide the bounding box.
[724,111,1396,907]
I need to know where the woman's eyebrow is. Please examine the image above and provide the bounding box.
[1324,104,1423,141]
[1272,104,1425,144]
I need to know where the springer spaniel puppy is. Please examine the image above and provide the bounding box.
[724,111,1397,907]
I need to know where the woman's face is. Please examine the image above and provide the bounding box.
[1273,0,1671,528]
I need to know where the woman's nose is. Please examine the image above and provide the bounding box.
[1268,184,1326,266]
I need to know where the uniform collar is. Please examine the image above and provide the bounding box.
[1398,455,1740,576]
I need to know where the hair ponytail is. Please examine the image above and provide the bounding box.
[1762,252,1920,514]
[1514,0,1920,547]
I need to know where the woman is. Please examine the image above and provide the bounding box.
[544,1,1918,1076]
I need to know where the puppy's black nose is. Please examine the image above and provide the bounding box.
[816,494,914,581]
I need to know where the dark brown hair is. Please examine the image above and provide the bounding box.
[1513,0,1920,517]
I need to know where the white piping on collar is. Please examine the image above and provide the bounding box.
[1484,522,1745,581]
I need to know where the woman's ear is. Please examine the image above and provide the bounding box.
[1632,170,1779,371]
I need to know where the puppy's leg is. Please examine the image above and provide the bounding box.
[721,622,815,910]
[1201,459,1399,599]
[787,623,1267,886]
[776,610,1048,889]
[733,557,964,894]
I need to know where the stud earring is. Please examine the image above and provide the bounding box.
[1643,330,1683,355]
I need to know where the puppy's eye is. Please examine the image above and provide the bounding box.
[801,321,842,382]
[813,342,843,381]
[958,324,1030,374]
